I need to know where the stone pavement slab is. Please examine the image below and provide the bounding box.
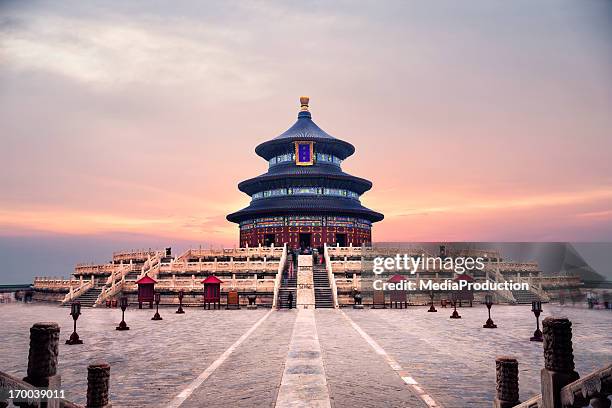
[344,304,612,408]
[0,303,268,407]
[315,309,428,408]
[179,309,296,408]
[276,308,330,408]
[1,303,610,408]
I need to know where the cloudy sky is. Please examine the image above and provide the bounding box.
[1,0,611,282]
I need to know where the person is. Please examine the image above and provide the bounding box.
[287,291,293,309]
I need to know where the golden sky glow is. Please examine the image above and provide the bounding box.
[1,0,611,264]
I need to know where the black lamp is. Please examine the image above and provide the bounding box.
[529,300,543,342]
[176,290,185,314]
[116,295,130,331]
[152,291,162,320]
[450,292,461,319]
[428,290,437,312]
[482,294,497,328]
[66,302,83,344]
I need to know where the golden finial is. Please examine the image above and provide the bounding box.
[300,96,310,111]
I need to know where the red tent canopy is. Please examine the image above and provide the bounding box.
[201,275,223,284]
[135,275,157,284]
[388,274,407,283]
[453,274,474,282]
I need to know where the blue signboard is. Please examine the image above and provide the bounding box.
[295,141,314,165]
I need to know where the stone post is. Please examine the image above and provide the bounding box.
[24,323,60,388]
[16,322,61,408]
[86,361,111,408]
[493,357,520,408]
[540,317,579,408]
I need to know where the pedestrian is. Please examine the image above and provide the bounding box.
[287,291,293,309]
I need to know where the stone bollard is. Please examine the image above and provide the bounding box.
[17,322,61,408]
[24,322,60,387]
[540,317,580,408]
[493,357,520,408]
[86,361,111,408]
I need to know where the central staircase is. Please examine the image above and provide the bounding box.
[313,264,333,308]
[278,263,297,309]
[511,289,540,304]
[124,269,141,282]
[70,286,104,307]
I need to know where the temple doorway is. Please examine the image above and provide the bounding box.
[264,234,275,247]
[335,233,347,247]
[299,233,312,249]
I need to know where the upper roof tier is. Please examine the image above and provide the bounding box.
[238,164,373,195]
[255,98,355,160]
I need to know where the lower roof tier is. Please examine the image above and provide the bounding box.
[226,196,384,223]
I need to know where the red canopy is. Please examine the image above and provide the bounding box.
[453,274,474,282]
[201,275,223,284]
[388,274,407,283]
[135,275,157,284]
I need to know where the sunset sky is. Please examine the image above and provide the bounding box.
[1,0,611,282]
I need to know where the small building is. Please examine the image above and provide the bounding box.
[453,274,474,307]
[135,274,157,309]
[202,275,222,310]
[388,274,408,308]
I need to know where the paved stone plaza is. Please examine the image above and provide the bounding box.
[1,303,610,407]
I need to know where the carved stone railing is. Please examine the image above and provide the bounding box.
[0,322,111,408]
[560,363,612,408]
[329,260,363,273]
[94,262,137,306]
[74,263,120,276]
[176,245,284,261]
[489,268,517,304]
[536,276,583,289]
[0,369,82,407]
[135,252,162,281]
[33,278,81,290]
[516,275,551,302]
[494,317,611,408]
[512,395,542,408]
[324,243,339,308]
[60,278,94,305]
[496,262,540,273]
[112,248,160,262]
[159,260,281,274]
[272,244,287,309]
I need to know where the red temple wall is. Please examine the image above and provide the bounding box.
[239,225,372,249]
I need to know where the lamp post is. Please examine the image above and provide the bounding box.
[483,294,497,328]
[66,301,83,344]
[428,290,437,312]
[176,290,185,314]
[530,300,543,342]
[152,291,162,320]
[450,292,461,319]
[116,295,130,330]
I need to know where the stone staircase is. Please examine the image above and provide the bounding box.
[511,289,540,304]
[278,263,296,309]
[313,264,333,308]
[124,269,141,282]
[70,286,104,307]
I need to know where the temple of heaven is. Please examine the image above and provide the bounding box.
[227,97,383,250]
